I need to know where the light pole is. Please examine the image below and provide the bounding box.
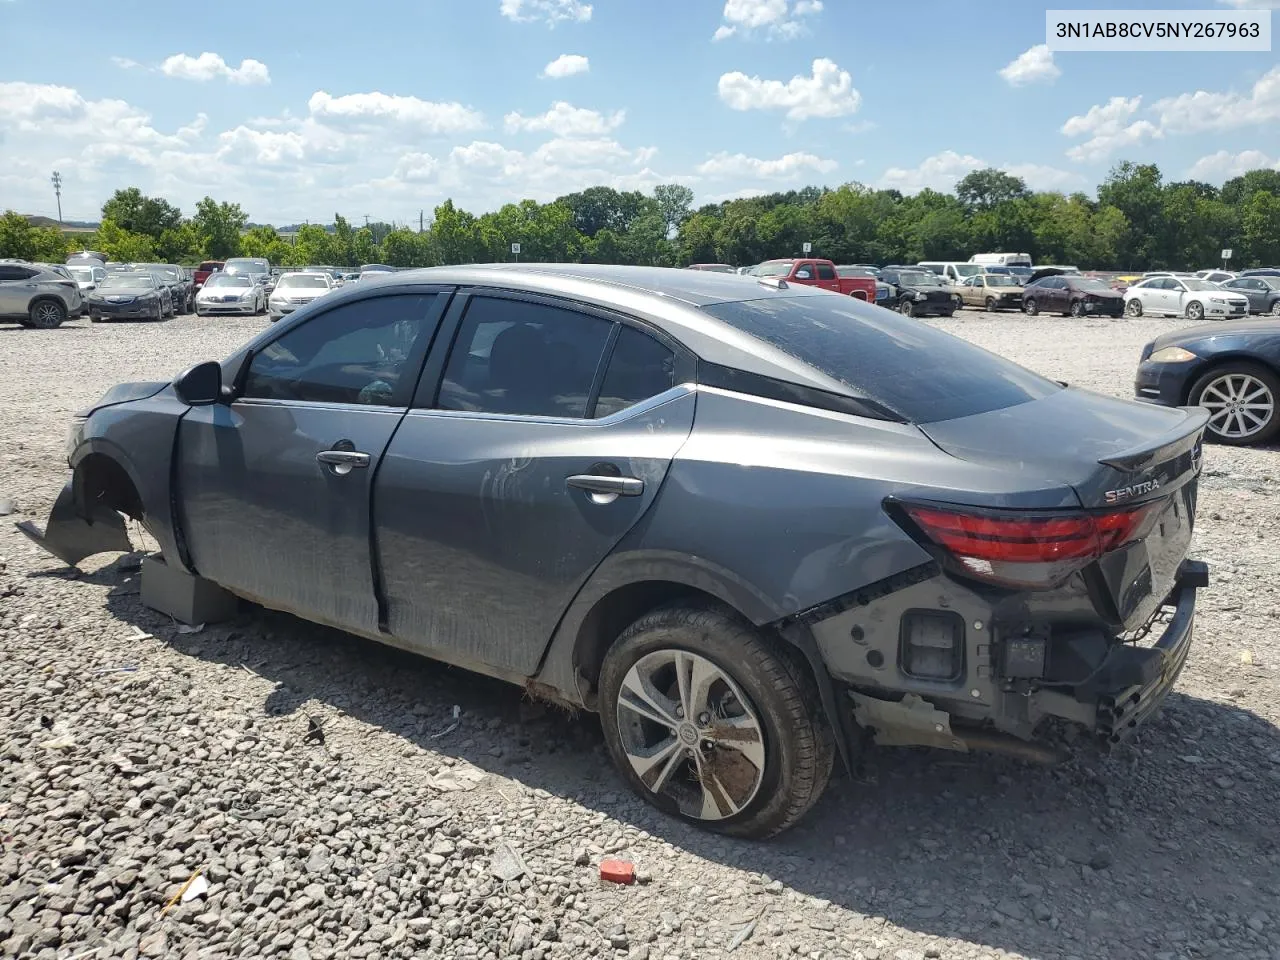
[51,171,63,226]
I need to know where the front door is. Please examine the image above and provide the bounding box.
[374,293,695,676]
[175,291,448,634]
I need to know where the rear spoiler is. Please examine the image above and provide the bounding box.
[1097,407,1209,472]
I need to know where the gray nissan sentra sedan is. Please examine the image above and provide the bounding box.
[20,265,1209,838]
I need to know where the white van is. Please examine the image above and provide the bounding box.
[969,252,1032,267]
[918,261,985,285]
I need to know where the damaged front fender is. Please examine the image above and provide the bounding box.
[14,480,132,568]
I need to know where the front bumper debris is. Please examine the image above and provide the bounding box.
[14,480,132,567]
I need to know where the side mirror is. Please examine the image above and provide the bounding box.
[173,360,223,406]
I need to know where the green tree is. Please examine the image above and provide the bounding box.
[156,221,206,263]
[1221,169,1280,206]
[101,188,183,241]
[955,169,1030,210]
[653,184,695,237]
[0,210,37,259]
[239,224,294,265]
[1240,191,1280,266]
[1097,162,1164,267]
[427,200,485,264]
[292,224,336,266]
[192,197,247,259]
[352,228,379,267]
[381,228,429,267]
[95,218,156,262]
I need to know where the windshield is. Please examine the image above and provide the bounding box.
[1180,279,1217,291]
[106,275,156,290]
[701,298,1060,423]
[277,274,329,289]
[206,274,252,289]
[755,261,793,277]
[954,264,983,278]
[985,275,1020,287]
[1075,278,1111,291]
[69,266,94,281]
[897,272,937,286]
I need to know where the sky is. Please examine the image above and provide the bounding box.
[1,0,1278,227]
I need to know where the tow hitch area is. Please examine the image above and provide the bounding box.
[14,480,132,568]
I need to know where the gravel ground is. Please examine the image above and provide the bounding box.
[2,308,1278,960]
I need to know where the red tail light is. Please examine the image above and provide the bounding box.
[901,502,1159,588]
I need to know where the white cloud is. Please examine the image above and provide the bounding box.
[391,152,440,183]
[541,54,589,78]
[878,151,985,193]
[1187,149,1280,180]
[532,137,634,167]
[111,56,142,70]
[713,0,823,40]
[999,44,1060,86]
[1151,65,1280,134]
[717,58,861,121]
[308,91,485,134]
[504,101,625,137]
[696,151,836,179]
[499,0,592,25]
[872,154,1081,196]
[160,52,270,85]
[1000,163,1087,192]
[1061,96,1160,162]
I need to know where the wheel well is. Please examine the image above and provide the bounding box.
[851,291,868,301]
[74,453,143,521]
[29,295,66,311]
[1179,355,1280,405]
[572,580,734,702]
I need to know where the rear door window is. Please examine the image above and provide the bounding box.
[701,297,1060,423]
[437,297,613,419]
[816,263,837,281]
[594,325,676,419]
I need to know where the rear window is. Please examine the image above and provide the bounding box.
[700,297,1061,423]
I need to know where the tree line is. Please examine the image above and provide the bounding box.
[3,162,1279,271]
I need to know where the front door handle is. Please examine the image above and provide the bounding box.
[567,474,645,503]
[317,449,371,476]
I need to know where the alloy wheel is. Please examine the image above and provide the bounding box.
[34,303,62,327]
[614,649,766,822]
[1126,298,1143,317]
[1187,301,1204,321]
[1198,373,1275,440]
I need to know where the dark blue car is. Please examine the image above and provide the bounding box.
[1136,318,1280,446]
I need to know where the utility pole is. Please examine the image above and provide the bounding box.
[364,214,371,229]
[419,210,424,234]
[51,171,63,226]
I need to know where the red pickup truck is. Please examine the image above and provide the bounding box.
[754,258,877,301]
[193,260,225,291]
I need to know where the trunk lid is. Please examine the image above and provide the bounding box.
[918,387,1206,628]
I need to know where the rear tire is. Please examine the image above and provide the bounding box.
[1024,298,1039,316]
[28,299,66,329]
[1190,362,1280,447]
[598,605,834,840]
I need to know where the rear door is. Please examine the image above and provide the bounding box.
[176,290,449,634]
[0,264,38,316]
[815,261,840,292]
[374,291,695,675]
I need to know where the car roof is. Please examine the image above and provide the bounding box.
[256,263,856,397]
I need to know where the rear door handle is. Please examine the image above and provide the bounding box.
[567,474,644,499]
[317,449,371,475]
